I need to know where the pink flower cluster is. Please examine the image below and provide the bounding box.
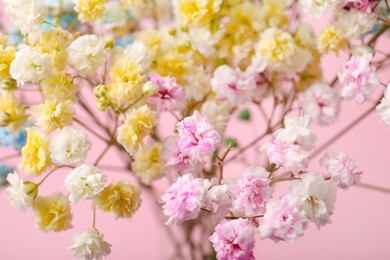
[209,219,256,260]
[345,0,377,13]
[147,74,186,112]
[320,151,362,189]
[338,54,379,104]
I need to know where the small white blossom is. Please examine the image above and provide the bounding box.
[376,84,390,125]
[123,41,151,70]
[49,126,92,166]
[5,172,37,212]
[67,35,110,77]
[65,164,107,203]
[69,229,112,260]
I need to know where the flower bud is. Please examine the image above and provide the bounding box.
[23,181,38,200]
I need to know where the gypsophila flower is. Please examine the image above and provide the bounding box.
[65,164,107,203]
[74,0,106,23]
[132,143,165,185]
[299,0,339,18]
[161,174,210,225]
[33,192,73,232]
[376,84,390,125]
[289,172,337,228]
[5,172,38,211]
[205,183,232,222]
[320,151,362,189]
[209,218,256,260]
[200,100,230,134]
[9,46,52,86]
[260,196,308,243]
[70,229,112,260]
[147,74,186,112]
[338,53,379,104]
[49,126,92,166]
[232,166,273,217]
[176,111,221,160]
[67,34,110,77]
[123,41,151,70]
[301,82,341,126]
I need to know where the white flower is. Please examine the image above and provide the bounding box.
[69,229,112,260]
[299,0,339,18]
[123,41,151,70]
[205,183,232,222]
[49,126,92,166]
[301,82,341,126]
[275,114,317,149]
[67,35,110,77]
[377,84,390,125]
[10,46,52,86]
[5,172,37,212]
[4,0,47,34]
[289,172,337,228]
[335,9,376,39]
[96,1,129,30]
[200,100,230,134]
[65,164,107,203]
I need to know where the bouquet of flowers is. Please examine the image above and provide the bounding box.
[0,0,389,259]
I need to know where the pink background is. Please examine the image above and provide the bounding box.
[1,5,390,260]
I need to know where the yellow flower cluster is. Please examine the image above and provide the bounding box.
[178,0,222,26]
[117,105,157,155]
[317,24,348,54]
[95,180,142,219]
[0,46,15,79]
[19,127,51,176]
[74,0,106,23]
[31,99,75,132]
[33,192,73,232]
[41,72,79,101]
[133,143,165,185]
[0,91,26,131]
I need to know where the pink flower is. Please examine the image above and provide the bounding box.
[209,219,256,260]
[161,174,210,225]
[205,184,232,222]
[301,82,341,126]
[320,151,362,189]
[147,74,186,112]
[162,135,204,174]
[338,54,379,104]
[210,65,256,106]
[232,166,273,217]
[176,110,221,160]
[260,139,310,175]
[345,0,377,13]
[260,196,308,243]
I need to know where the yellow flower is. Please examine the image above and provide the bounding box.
[156,49,191,81]
[260,0,288,28]
[0,46,15,79]
[95,180,142,219]
[132,143,165,185]
[20,127,51,175]
[33,192,73,232]
[317,24,348,54]
[178,0,222,26]
[31,99,75,132]
[257,28,296,67]
[117,105,157,155]
[0,91,26,131]
[41,72,79,101]
[75,0,106,23]
[137,29,161,59]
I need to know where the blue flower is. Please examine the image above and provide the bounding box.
[0,125,28,151]
[0,164,14,186]
[115,35,134,48]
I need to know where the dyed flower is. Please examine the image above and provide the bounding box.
[147,74,186,112]
[0,91,27,131]
[210,65,256,106]
[301,82,341,126]
[261,139,310,175]
[132,143,165,185]
[4,0,47,34]
[176,111,221,160]
[338,54,379,104]
[0,45,15,79]
[123,41,151,70]
[376,84,390,125]
[320,151,362,189]
[162,135,205,174]
[161,174,210,225]
[178,0,222,25]
[5,172,38,211]
[49,126,92,166]
[209,219,256,260]
[200,100,230,134]
[335,9,376,39]
[275,114,317,149]
[70,229,112,260]
[317,24,348,54]
[345,0,377,13]
[20,127,51,176]
[0,125,27,151]
[41,72,79,101]
[33,192,73,232]
[95,180,142,219]
[260,196,308,243]
[9,46,52,86]
[299,0,338,18]
[117,105,157,155]
[74,0,106,23]
[67,34,110,77]
[232,166,273,217]
[31,99,75,132]
[65,164,107,202]
[205,184,232,222]
[289,172,337,228]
